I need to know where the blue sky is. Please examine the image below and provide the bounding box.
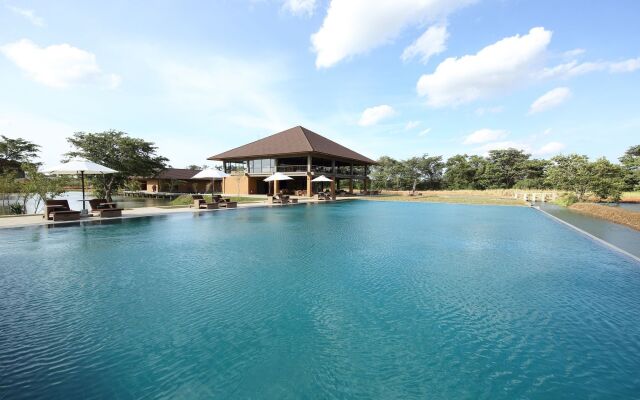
[1,0,639,167]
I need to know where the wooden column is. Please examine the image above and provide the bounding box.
[307,174,313,196]
[330,179,336,199]
[274,179,279,195]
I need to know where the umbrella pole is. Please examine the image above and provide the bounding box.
[81,171,86,211]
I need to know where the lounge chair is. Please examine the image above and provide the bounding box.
[44,200,81,221]
[89,199,123,218]
[212,195,237,208]
[192,195,219,209]
[270,193,290,204]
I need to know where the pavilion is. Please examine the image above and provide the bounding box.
[208,126,376,196]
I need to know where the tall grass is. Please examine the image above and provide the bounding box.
[570,203,640,231]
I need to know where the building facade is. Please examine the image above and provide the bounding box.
[138,168,221,193]
[209,126,376,196]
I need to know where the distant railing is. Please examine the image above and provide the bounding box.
[276,165,307,173]
[311,165,333,174]
[238,164,367,176]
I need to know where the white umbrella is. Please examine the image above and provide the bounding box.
[192,169,229,196]
[311,175,333,193]
[264,172,293,196]
[41,158,118,213]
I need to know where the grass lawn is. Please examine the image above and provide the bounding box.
[170,194,263,206]
[361,191,527,206]
[622,191,640,202]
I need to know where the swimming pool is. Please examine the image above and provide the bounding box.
[1,201,639,398]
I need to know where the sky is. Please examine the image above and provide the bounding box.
[0,0,639,168]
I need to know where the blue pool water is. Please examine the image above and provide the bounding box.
[1,201,639,399]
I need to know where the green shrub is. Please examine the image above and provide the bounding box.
[555,192,578,207]
[9,202,24,214]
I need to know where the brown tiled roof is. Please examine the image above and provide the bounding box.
[154,168,202,180]
[208,126,376,164]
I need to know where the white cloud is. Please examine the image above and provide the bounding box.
[0,39,120,89]
[401,24,448,64]
[358,105,396,126]
[417,27,552,107]
[475,105,504,116]
[540,57,640,79]
[535,141,565,155]
[529,87,571,114]
[538,61,603,79]
[6,6,45,27]
[311,0,475,68]
[463,128,508,145]
[282,0,317,16]
[418,128,431,136]
[609,58,640,73]
[562,48,585,59]
[405,120,421,130]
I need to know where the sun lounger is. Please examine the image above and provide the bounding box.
[211,195,237,208]
[192,195,219,209]
[270,194,290,204]
[89,199,123,218]
[44,200,81,221]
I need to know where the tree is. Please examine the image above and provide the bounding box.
[619,144,640,191]
[0,170,19,208]
[19,164,68,214]
[66,130,168,201]
[443,154,490,190]
[403,154,445,193]
[589,157,625,202]
[370,156,402,190]
[545,154,592,200]
[514,159,551,189]
[0,135,40,174]
[484,148,530,188]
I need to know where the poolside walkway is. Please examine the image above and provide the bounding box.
[0,197,354,229]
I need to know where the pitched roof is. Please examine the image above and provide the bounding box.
[208,126,376,164]
[155,168,202,180]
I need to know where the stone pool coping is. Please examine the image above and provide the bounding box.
[0,197,354,230]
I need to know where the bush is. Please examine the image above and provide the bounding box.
[9,202,24,214]
[555,192,578,207]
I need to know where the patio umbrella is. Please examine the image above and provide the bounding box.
[192,169,229,196]
[264,172,293,195]
[41,159,118,213]
[311,175,333,192]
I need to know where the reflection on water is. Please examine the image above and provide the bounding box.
[0,191,170,215]
[539,203,640,258]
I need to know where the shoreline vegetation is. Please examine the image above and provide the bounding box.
[569,203,640,231]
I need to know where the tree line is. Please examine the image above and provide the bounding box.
[1,130,639,214]
[0,131,167,214]
[370,146,640,202]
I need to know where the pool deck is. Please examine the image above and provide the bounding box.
[0,197,354,229]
